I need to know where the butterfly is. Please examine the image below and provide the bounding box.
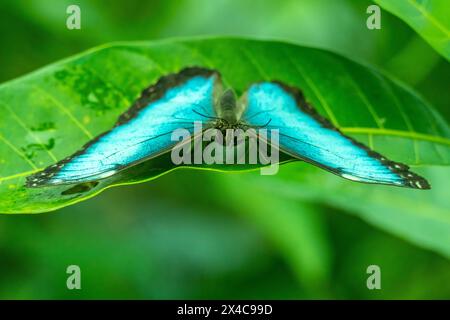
[26,67,430,189]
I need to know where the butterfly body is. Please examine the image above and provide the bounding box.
[216,89,245,124]
[26,67,430,189]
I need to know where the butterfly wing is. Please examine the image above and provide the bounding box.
[27,67,221,187]
[241,81,430,189]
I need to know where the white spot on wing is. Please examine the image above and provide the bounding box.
[96,170,117,179]
[341,173,364,182]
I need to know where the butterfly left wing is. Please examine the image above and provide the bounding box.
[27,67,221,187]
[241,81,430,189]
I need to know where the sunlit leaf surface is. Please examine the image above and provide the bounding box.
[218,164,450,258]
[0,37,449,213]
[376,0,450,60]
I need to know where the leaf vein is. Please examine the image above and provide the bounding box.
[284,50,340,127]
[0,134,38,170]
[33,85,94,139]
[0,101,58,162]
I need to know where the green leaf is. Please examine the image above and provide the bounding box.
[217,181,333,294]
[218,163,450,259]
[375,0,450,61]
[0,37,449,213]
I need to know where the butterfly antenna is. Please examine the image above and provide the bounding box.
[250,118,272,129]
[191,102,213,115]
[192,109,221,120]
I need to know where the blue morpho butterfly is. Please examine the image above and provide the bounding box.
[26,67,430,189]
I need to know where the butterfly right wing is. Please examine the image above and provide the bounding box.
[241,81,430,189]
[27,67,221,187]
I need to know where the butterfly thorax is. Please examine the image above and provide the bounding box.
[215,89,246,127]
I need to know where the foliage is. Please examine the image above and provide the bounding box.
[0,0,449,299]
[375,0,450,61]
[1,38,448,213]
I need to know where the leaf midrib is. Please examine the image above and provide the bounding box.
[341,127,450,146]
[408,0,450,38]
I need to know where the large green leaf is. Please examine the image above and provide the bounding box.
[218,163,450,259]
[0,37,449,213]
[375,0,450,60]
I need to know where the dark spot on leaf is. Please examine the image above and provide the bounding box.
[30,122,55,131]
[54,65,128,113]
[21,138,55,159]
[61,181,99,196]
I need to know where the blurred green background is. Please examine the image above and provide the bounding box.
[0,0,449,299]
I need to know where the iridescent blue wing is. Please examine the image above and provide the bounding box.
[27,67,220,187]
[241,81,430,189]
